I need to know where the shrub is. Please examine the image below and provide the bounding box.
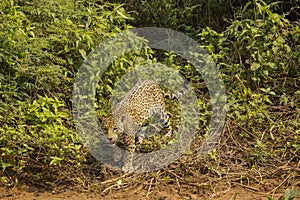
[198,0,299,165]
[0,0,132,185]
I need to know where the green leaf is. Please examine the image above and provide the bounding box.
[79,49,87,60]
[251,62,260,71]
[49,156,63,166]
[116,9,133,20]
[284,189,297,200]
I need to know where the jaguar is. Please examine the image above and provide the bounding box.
[103,80,185,172]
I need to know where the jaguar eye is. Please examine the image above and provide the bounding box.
[113,128,118,132]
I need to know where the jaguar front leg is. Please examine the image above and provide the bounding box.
[120,115,136,173]
[122,140,135,173]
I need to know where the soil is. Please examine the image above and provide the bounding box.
[1,121,299,200]
[0,185,285,200]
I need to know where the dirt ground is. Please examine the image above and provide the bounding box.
[0,185,286,200]
[1,121,298,200]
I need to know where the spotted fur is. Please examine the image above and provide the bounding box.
[103,80,184,172]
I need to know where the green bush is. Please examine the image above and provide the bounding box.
[1,0,299,191]
[109,0,239,35]
[0,0,132,185]
[198,0,299,165]
[109,0,298,36]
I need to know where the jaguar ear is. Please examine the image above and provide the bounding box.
[97,115,107,130]
[98,116,106,128]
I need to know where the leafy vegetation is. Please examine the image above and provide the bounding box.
[0,0,299,198]
[199,0,299,164]
[0,0,131,185]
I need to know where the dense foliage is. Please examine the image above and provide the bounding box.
[0,0,132,185]
[0,0,299,195]
[199,1,299,165]
[111,0,299,34]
